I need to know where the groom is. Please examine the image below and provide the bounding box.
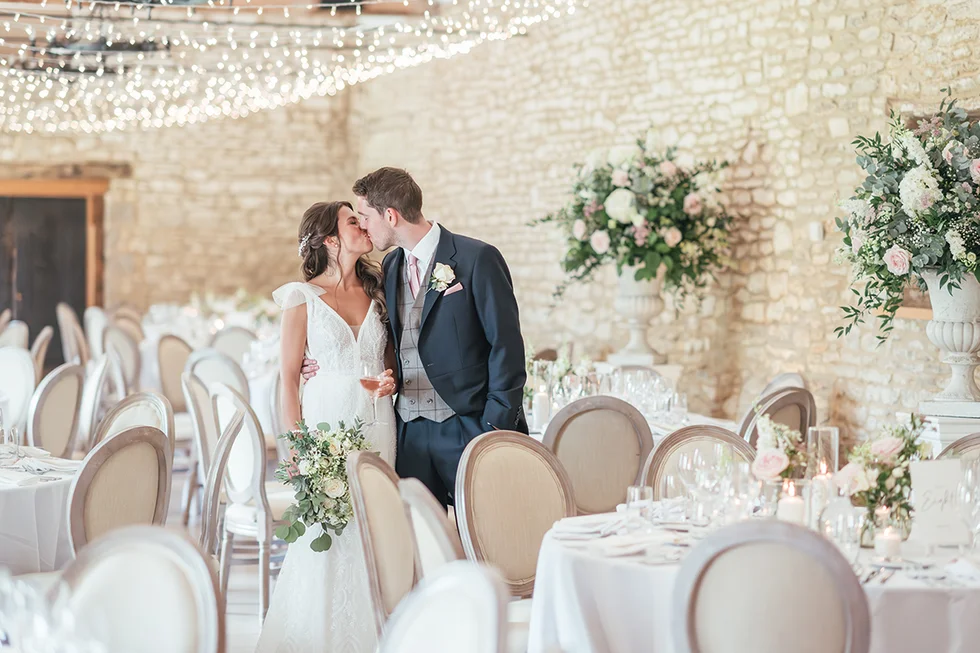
[304,167,527,507]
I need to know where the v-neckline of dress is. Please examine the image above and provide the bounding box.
[307,283,372,345]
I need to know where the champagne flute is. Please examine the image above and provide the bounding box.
[359,362,384,427]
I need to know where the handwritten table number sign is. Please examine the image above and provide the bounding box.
[910,459,970,546]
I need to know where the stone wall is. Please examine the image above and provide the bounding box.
[348,0,980,440]
[0,94,352,309]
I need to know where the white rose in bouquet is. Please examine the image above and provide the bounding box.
[608,145,641,169]
[604,188,638,224]
[324,478,347,499]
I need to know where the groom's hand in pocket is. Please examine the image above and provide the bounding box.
[300,357,319,380]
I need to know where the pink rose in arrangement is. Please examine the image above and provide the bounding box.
[751,448,790,480]
[850,231,864,255]
[870,436,904,462]
[834,462,871,496]
[659,160,678,177]
[589,230,611,255]
[971,159,980,185]
[583,201,602,219]
[883,244,912,276]
[663,226,683,248]
[683,192,703,216]
[943,140,959,165]
[632,222,651,246]
[572,219,588,241]
[611,170,631,187]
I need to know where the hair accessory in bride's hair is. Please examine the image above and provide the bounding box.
[298,233,312,258]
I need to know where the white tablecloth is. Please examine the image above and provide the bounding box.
[0,475,73,574]
[531,412,738,443]
[528,526,980,653]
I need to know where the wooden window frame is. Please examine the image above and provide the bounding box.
[0,178,107,307]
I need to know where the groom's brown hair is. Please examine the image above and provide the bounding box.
[352,167,424,224]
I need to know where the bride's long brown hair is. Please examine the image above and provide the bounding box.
[298,201,387,324]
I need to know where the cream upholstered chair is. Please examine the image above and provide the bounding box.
[938,433,980,460]
[56,302,82,364]
[399,478,464,579]
[0,347,37,436]
[74,356,112,455]
[347,451,418,634]
[30,325,54,382]
[270,373,289,462]
[91,391,176,460]
[739,387,817,447]
[66,426,172,553]
[644,425,756,500]
[760,372,807,397]
[199,409,247,557]
[111,307,145,343]
[158,334,193,413]
[543,396,653,514]
[26,363,86,458]
[103,324,141,393]
[210,382,291,620]
[83,306,109,360]
[0,307,10,334]
[455,431,576,598]
[71,321,91,367]
[60,525,223,653]
[210,326,257,365]
[186,348,250,399]
[181,372,217,526]
[0,319,28,349]
[673,520,870,653]
[379,560,509,653]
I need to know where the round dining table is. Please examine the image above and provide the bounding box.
[528,516,980,653]
[0,448,78,575]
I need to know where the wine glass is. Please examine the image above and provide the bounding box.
[957,462,980,553]
[359,362,385,427]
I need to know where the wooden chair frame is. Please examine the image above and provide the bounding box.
[739,387,817,447]
[399,477,464,579]
[91,390,176,459]
[27,363,86,458]
[644,425,756,499]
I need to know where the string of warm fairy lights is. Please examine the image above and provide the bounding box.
[0,0,582,133]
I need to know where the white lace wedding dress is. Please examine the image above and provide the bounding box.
[256,282,396,653]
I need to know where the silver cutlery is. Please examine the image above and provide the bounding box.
[877,570,895,585]
[861,567,882,584]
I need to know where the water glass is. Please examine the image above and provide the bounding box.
[671,392,688,422]
[626,485,655,523]
[957,461,980,552]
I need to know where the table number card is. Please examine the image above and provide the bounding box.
[910,459,970,546]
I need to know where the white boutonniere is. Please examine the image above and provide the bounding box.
[429,263,456,292]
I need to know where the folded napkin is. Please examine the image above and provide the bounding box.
[552,514,627,538]
[0,444,51,458]
[590,531,683,557]
[615,498,687,521]
[0,468,43,487]
[18,457,81,473]
[945,559,980,585]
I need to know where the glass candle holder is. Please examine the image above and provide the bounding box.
[776,479,810,526]
[806,426,840,477]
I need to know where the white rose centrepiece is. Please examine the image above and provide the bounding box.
[275,420,373,552]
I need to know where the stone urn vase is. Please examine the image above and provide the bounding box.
[607,264,665,366]
[921,269,980,403]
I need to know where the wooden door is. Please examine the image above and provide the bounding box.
[0,197,88,366]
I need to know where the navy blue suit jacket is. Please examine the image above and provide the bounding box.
[383,226,528,434]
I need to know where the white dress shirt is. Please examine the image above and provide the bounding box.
[405,221,441,274]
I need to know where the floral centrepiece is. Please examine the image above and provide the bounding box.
[836,89,980,342]
[190,287,280,328]
[535,130,733,301]
[750,414,807,480]
[275,420,371,552]
[834,414,930,528]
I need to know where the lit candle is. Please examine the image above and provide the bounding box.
[810,462,832,526]
[532,386,550,432]
[777,481,806,524]
[874,526,901,559]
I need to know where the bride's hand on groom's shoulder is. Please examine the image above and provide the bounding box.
[376,369,397,398]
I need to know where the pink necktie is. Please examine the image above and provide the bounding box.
[408,254,421,299]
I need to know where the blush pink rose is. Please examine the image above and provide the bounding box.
[663,226,683,248]
[659,160,678,177]
[589,230,611,255]
[572,219,588,241]
[611,170,630,187]
[683,193,703,216]
[751,448,790,480]
[883,244,912,276]
[870,436,904,462]
[834,462,871,496]
[971,159,980,185]
[851,231,864,255]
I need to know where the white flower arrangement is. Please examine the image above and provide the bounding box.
[836,88,980,343]
[275,420,372,552]
[750,414,806,480]
[533,128,733,302]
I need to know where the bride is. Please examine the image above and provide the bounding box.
[257,201,397,653]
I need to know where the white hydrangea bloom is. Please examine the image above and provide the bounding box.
[898,131,931,167]
[947,230,967,260]
[899,165,943,218]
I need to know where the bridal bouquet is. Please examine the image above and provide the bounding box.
[534,129,733,301]
[834,414,930,523]
[275,420,370,552]
[836,88,980,342]
[750,415,806,481]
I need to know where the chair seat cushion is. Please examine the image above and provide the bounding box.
[224,490,293,537]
